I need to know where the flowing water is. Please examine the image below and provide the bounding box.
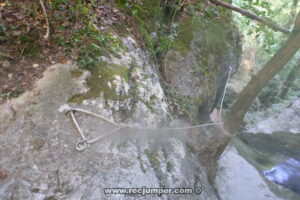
[263,158,300,195]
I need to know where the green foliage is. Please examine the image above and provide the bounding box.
[1,89,24,99]
[50,0,122,70]
[232,0,300,119]
[1,92,11,99]
[234,0,295,54]
[116,0,179,59]
[77,44,102,70]
[204,6,220,19]
[75,29,121,69]
[155,24,178,56]
[18,31,42,58]
[50,0,90,20]
[116,0,231,63]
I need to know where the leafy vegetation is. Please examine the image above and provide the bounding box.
[0,0,237,100]
[76,31,121,69]
[50,0,122,70]
[115,0,212,62]
[234,0,295,53]
[223,0,300,125]
[1,0,299,133]
[0,0,124,99]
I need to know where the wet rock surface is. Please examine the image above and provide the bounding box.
[216,146,287,200]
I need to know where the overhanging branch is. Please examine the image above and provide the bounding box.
[223,11,300,134]
[209,0,290,35]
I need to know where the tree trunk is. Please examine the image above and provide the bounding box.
[278,62,300,99]
[286,0,298,29]
[223,11,300,134]
[276,0,299,100]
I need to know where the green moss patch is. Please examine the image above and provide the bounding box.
[70,69,83,78]
[167,161,173,173]
[174,15,229,57]
[113,22,130,37]
[145,150,160,168]
[68,62,129,105]
[174,17,196,56]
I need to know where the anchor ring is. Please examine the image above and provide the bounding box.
[76,140,88,151]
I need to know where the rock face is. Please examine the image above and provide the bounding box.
[0,4,242,198]
[164,17,241,122]
[216,146,286,200]
[248,98,300,134]
[0,36,222,199]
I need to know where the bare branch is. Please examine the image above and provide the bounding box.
[39,0,50,39]
[0,51,15,59]
[209,0,290,34]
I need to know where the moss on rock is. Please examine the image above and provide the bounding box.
[145,150,160,168]
[174,17,196,56]
[68,62,129,105]
[70,69,83,78]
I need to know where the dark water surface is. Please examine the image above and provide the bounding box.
[263,158,300,195]
[237,132,300,195]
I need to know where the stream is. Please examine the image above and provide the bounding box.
[263,158,300,195]
[236,131,300,196]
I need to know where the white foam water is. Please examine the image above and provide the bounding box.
[263,158,300,195]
